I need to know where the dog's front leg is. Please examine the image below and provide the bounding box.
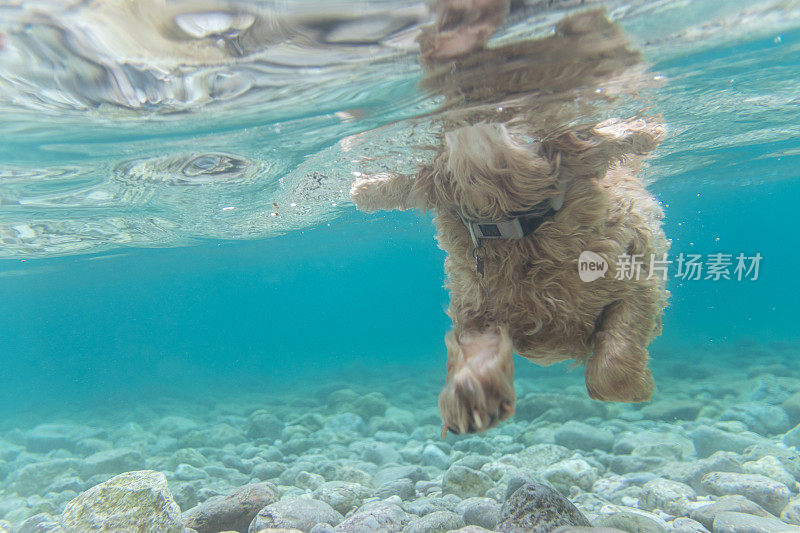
[349,172,418,213]
[585,299,656,402]
[438,325,516,434]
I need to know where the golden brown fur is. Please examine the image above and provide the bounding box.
[350,8,669,434]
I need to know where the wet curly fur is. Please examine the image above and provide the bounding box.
[350,8,669,434]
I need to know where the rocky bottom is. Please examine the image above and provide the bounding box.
[2,343,800,533]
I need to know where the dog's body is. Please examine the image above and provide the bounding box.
[350,8,669,434]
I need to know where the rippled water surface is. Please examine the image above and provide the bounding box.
[1,0,798,258]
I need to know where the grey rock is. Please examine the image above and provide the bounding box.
[175,464,208,481]
[59,470,183,533]
[514,444,573,474]
[26,424,89,453]
[75,438,113,456]
[721,404,792,436]
[712,511,797,533]
[182,482,277,533]
[252,461,285,480]
[554,421,614,452]
[666,451,744,491]
[405,510,465,533]
[515,393,607,422]
[453,438,494,455]
[641,401,702,421]
[456,497,501,530]
[442,465,495,499]
[421,444,450,469]
[743,444,800,480]
[497,483,591,533]
[609,455,666,474]
[9,459,81,497]
[594,505,668,533]
[639,478,696,516]
[295,471,325,491]
[248,497,342,532]
[46,477,85,494]
[505,471,541,500]
[167,448,207,470]
[245,411,283,440]
[323,413,366,435]
[359,441,401,466]
[782,498,800,525]
[668,517,710,533]
[542,459,598,494]
[333,500,408,532]
[374,478,415,500]
[182,483,278,533]
[690,495,775,530]
[373,465,428,487]
[311,482,371,515]
[701,472,791,515]
[17,513,60,533]
[550,526,625,533]
[454,454,491,471]
[784,425,800,449]
[404,497,459,516]
[782,393,800,426]
[744,456,797,489]
[690,427,763,458]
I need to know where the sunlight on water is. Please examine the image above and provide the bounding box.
[1,0,798,258]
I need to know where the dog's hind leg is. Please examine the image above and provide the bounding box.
[585,296,658,402]
[438,325,516,434]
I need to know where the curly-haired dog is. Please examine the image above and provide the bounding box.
[350,9,668,435]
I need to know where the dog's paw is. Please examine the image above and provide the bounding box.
[438,328,516,434]
[585,355,653,403]
[439,365,516,434]
[348,173,391,213]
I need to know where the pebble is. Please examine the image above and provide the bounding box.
[311,481,371,515]
[332,500,408,532]
[554,421,614,452]
[639,478,696,516]
[497,483,591,533]
[594,504,668,533]
[59,470,183,533]
[249,497,342,532]
[712,511,797,533]
[542,459,599,493]
[701,472,791,515]
[442,465,495,498]
[456,497,501,530]
[689,495,775,530]
[669,517,710,533]
[783,498,800,525]
[182,482,278,533]
[405,510,465,533]
[689,427,763,458]
[421,444,450,469]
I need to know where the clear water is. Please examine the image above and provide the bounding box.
[1,0,800,531]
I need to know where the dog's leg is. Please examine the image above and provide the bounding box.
[349,172,419,213]
[585,298,656,402]
[438,325,516,434]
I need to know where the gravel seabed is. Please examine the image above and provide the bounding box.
[2,342,800,533]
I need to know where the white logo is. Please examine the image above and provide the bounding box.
[578,251,608,282]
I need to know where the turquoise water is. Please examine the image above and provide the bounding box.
[2,1,800,532]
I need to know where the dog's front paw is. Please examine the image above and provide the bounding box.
[439,364,515,434]
[348,173,392,213]
[438,327,515,434]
